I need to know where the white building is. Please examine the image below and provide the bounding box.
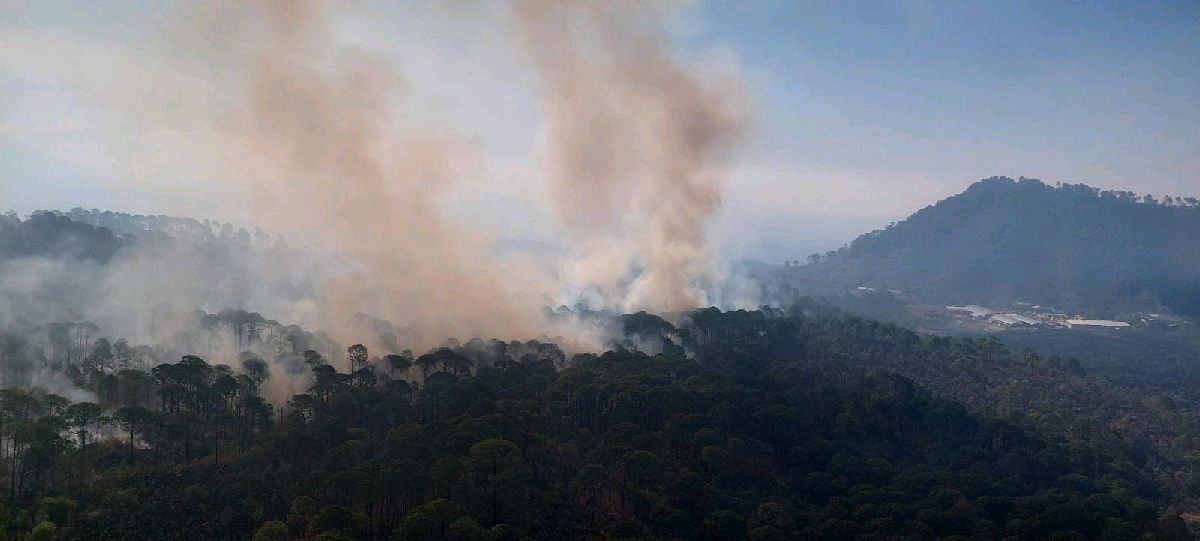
[1065,319,1130,329]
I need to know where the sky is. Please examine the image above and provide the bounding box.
[1,0,1198,261]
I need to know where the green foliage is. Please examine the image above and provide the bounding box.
[33,498,74,529]
[28,521,56,541]
[395,499,466,541]
[446,517,489,541]
[0,306,1196,539]
[251,520,287,541]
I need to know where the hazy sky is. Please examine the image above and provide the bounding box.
[2,1,1198,260]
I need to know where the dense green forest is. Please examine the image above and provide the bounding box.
[0,305,1195,540]
[780,177,1200,317]
[3,202,1200,540]
[996,327,1200,402]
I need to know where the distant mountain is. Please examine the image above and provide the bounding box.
[781,177,1200,317]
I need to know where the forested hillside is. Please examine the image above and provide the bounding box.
[3,208,1199,540]
[54,208,275,247]
[782,177,1200,317]
[0,306,1195,540]
[0,210,333,382]
[0,212,128,262]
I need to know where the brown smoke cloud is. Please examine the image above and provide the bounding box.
[513,0,747,312]
[176,0,554,349]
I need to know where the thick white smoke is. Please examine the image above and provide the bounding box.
[515,0,748,312]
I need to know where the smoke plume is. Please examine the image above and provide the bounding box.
[0,0,751,356]
[514,0,747,311]
[173,0,556,349]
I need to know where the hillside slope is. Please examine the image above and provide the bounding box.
[783,177,1200,316]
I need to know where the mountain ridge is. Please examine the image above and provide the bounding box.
[780,176,1200,317]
